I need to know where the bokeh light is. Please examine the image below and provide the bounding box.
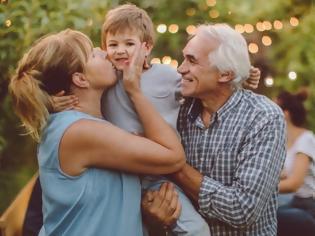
[150,58,161,64]
[162,56,172,64]
[168,24,179,34]
[209,9,219,18]
[264,76,274,87]
[248,43,259,54]
[157,24,167,33]
[290,17,299,27]
[262,36,272,46]
[288,71,297,80]
[186,25,197,35]
[273,20,283,30]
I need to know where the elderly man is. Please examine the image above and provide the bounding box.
[142,23,286,236]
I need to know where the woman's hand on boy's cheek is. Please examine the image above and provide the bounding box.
[51,90,79,112]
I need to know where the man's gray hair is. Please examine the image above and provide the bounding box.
[197,24,251,88]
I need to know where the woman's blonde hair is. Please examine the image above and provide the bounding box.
[9,29,93,141]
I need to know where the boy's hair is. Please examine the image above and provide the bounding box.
[101,4,155,49]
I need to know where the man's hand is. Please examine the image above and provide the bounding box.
[141,182,181,232]
[51,90,79,112]
[243,66,261,89]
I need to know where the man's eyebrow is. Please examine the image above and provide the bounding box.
[186,54,197,62]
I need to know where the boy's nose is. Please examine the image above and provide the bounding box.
[116,46,127,55]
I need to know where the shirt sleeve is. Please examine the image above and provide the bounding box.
[198,114,287,228]
[295,132,315,163]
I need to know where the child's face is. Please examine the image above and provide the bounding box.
[105,29,151,70]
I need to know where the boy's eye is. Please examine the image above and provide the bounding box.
[126,42,135,46]
[108,43,117,47]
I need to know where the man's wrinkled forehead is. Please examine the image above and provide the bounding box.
[183,31,220,58]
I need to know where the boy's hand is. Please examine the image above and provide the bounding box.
[122,43,146,95]
[51,90,79,112]
[243,66,261,90]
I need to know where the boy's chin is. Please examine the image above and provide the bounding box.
[113,65,124,71]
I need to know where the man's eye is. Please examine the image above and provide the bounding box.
[189,59,196,64]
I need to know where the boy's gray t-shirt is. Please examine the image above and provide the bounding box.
[101,64,181,133]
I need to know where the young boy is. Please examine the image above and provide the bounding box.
[54,4,260,235]
[101,6,210,235]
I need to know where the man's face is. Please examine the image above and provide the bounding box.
[105,29,151,71]
[177,33,221,99]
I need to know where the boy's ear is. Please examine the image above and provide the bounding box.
[145,43,153,57]
[218,71,234,83]
[72,72,90,88]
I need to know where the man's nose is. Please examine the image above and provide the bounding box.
[177,61,186,74]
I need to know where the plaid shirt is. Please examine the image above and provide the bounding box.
[178,89,286,236]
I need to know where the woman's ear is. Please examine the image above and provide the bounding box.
[72,72,89,88]
[218,71,235,83]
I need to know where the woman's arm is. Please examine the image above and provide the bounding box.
[279,153,311,193]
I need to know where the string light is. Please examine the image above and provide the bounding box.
[235,24,244,33]
[248,43,259,54]
[256,22,265,31]
[5,19,11,27]
[244,24,254,33]
[151,58,161,64]
[290,17,299,27]
[186,8,196,17]
[262,36,272,46]
[168,24,179,34]
[288,71,297,80]
[162,56,172,64]
[263,21,272,30]
[264,76,274,87]
[206,0,216,7]
[157,24,167,33]
[209,9,219,18]
[170,60,178,68]
[186,25,196,35]
[273,20,283,30]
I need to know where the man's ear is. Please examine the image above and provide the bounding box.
[218,71,234,83]
[72,72,89,88]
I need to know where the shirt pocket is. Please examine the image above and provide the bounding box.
[212,147,239,185]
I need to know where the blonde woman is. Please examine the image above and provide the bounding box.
[9,29,185,236]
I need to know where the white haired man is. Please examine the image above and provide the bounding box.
[142,24,286,235]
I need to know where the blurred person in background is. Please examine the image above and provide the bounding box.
[276,90,315,236]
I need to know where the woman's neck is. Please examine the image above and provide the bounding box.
[74,89,103,119]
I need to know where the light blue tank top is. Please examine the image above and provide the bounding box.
[38,110,143,236]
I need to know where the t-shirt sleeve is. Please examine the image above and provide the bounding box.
[296,132,315,163]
